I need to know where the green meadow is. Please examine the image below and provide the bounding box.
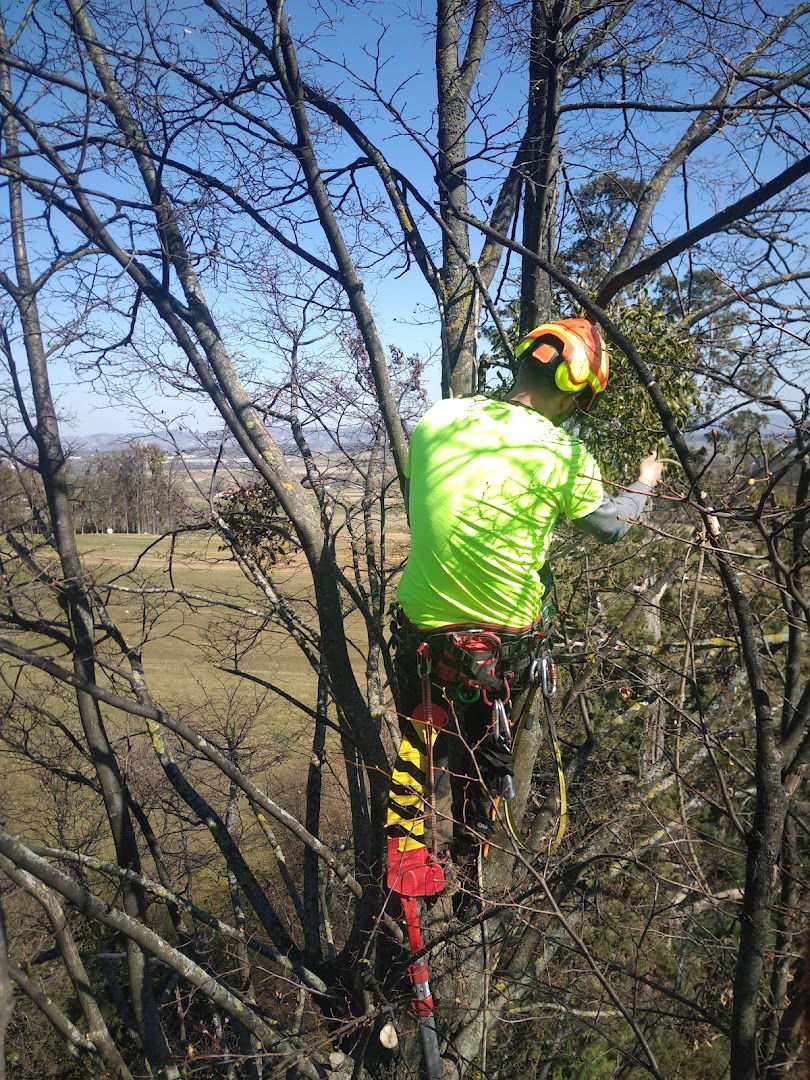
[73,530,320,713]
[2,533,330,843]
[4,523,409,855]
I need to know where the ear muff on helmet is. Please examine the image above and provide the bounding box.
[555,344,590,393]
[514,318,609,410]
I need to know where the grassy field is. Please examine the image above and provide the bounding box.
[3,518,411,851]
[2,533,320,820]
[2,529,387,957]
[73,531,321,712]
[3,530,381,857]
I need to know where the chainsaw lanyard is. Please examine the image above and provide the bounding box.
[416,642,439,863]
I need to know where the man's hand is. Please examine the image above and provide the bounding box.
[638,452,664,489]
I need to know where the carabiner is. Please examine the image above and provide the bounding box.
[492,698,511,743]
[541,654,557,698]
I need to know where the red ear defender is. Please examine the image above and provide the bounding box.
[514,319,609,410]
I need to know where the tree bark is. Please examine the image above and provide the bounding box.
[0,900,11,1080]
[520,0,565,331]
[0,26,175,1073]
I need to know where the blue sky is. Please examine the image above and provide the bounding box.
[3,0,807,437]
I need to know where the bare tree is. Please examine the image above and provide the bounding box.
[0,1,807,1078]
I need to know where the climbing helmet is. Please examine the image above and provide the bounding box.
[514,318,609,411]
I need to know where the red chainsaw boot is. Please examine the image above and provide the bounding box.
[386,838,445,898]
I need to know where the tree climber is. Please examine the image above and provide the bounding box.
[386,318,664,885]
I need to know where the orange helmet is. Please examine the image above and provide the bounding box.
[514,318,609,411]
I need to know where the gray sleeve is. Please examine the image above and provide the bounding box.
[571,481,651,544]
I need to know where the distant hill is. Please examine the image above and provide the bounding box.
[62,424,370,457]
[65,430,221,454]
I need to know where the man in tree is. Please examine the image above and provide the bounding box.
[387,319,664,875]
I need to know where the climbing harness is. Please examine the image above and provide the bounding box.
[388,599,568,856]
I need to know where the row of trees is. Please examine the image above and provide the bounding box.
[2,445,190,534]
[70,446,186,534]
[0,0,807,1077]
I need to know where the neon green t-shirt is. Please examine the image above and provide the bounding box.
[397,396,604,629]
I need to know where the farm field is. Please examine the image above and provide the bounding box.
[1,530,367,848]
[2,492,411,856]
[73,530,320,712]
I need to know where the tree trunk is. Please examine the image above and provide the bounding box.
[436,0,492,395]
[0,900,12,1080]
[520,0,565,332]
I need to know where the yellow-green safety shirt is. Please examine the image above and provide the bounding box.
[397,396,604,630]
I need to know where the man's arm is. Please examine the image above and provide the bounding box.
[571,453,663,545]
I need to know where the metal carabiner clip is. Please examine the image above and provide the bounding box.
[541,654,557,698]
[492,698,510,744]
[529,657,543,686]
